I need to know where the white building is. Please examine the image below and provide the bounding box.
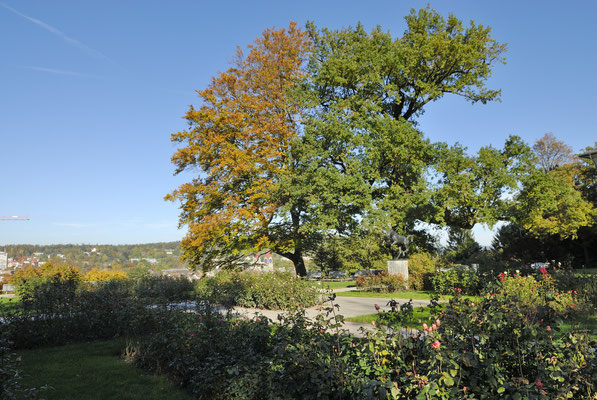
[0,252,7,270]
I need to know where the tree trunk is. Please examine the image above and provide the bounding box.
[582,241,590,269]
[279,250,307,276]
[290,252,307,277]
[289,208,307,276]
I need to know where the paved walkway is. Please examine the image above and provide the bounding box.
[231,289,430,336]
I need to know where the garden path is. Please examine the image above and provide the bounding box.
[232,294,430,336]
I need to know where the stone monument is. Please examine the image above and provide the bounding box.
[385,229,411,281]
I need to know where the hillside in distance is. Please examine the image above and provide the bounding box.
[1,242,186,272]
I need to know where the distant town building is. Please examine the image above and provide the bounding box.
[157,268,198,279]
[130,258,158,265]
[260,251,274,270]
[245,250,274,272]
[0,252,7,270]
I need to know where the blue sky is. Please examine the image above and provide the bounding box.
[0,1,595,246]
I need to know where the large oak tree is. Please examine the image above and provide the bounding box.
[166,23,310,274]
[295,7,507,252]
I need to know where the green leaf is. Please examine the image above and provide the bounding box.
[442,372,454,387]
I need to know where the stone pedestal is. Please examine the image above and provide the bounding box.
[388,259,408,281]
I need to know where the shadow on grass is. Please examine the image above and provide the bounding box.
[17,339,190,400]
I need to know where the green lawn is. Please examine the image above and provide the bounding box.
[559,311,597,340]
[17,339,191,400]
[574,267,597,275]
[321,280,356,289]
[335,290,478,301]
[347,306,596,339]
[336,290,436,300]
[346,305,437,329]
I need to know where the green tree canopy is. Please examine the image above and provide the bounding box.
[300,7,506,224]
[168,8,509,274]
[431,135,533,230]
[512,136,595,240]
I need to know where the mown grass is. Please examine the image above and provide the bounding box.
[559,311,597,340]
[346,305,436,329]
[17,339,191,400]
[336,290,435,300]
[347,306,597,339]
[321,280,356,289]
[574,267,597,275]
[335,290,478,301]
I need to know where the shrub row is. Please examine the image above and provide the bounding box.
[0,281,160,349]
[133,275,195,302]
[429,265,483,295]
[195,270,321,310]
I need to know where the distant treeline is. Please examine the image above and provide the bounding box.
[1,242,186,271]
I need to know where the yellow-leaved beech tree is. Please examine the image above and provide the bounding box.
[166,22,310,275]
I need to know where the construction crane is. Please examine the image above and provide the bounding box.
[0,216,29,221]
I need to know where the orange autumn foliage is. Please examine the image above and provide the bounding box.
[8,260,82,284]
[166,22,310,269]
[84,268,128,282]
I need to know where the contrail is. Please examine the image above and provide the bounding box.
[22,65,100,78]
[0,2,110,62]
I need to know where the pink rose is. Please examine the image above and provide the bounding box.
[535,379,543,389]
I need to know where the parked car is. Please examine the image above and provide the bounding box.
[306,271,323,279]
[529,262,549,269]
[327,270,347,279]
[351,269,383,278]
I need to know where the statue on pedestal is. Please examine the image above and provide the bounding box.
[385,229,413,260]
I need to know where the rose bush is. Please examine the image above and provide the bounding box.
[430,265,483,295]
[355,272,407,293]
[131,291,596,399]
